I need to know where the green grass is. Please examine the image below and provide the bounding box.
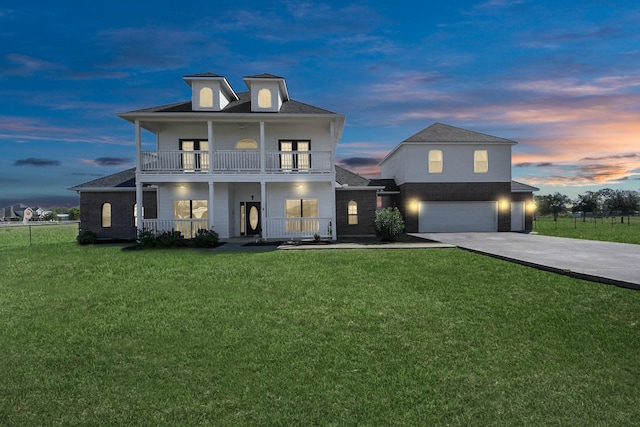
[1,225,639,425]
[534,216,640,244]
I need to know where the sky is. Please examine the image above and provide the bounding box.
[1,1,639,207]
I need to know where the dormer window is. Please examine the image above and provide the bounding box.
[199,87,213,108]
[258,88,272,108]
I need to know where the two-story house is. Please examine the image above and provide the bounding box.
[374,122,538,233]
[71,73,382,240]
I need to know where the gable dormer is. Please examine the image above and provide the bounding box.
[183,73,239,111]
[243,74,290,112]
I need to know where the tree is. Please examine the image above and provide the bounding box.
[572,191,601,221]
[535,192,571,221]
[600,189,639,221]
[375,207,405,241]
[68,207,80,220]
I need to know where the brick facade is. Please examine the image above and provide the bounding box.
[80,191,157,240]
[335,190,377,236]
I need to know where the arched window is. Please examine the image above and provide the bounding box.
[258,88,272,108]
[102,203,112,228]
[348,200,358,225]
[236,138,258,149]
[199,87,213,108]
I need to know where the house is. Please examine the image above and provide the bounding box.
[70,73,380,240]
[374,122,538,232]
[69,74,537,240]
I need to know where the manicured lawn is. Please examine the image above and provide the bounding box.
[534,216,640,244]
[1,225,639,425]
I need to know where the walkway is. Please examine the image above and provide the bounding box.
[415,232,640,290]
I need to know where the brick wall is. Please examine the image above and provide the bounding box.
[335,190,377,236]
[396,182,512,232]
[80,190,157,240]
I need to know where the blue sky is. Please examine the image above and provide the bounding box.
[1,1,639,207]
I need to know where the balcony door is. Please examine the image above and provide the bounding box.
[240,202,261,236]
[279,140,310,172]
[180,139,209,172]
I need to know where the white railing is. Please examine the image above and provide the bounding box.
[265,217,333,239]
[140,150,332,174]
[141,219,208,239]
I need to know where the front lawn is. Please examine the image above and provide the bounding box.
[1,226,639,425]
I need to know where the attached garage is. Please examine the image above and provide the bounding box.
[511,201,525,231]
[418,201,498,232]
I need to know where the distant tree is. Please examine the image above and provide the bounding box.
[535,192,571,221]
[572,191,601,221]
[68,207,80,221]
[41,211,58,221]
[600,189,639,221]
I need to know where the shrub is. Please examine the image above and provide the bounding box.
[193,228,220,248]
[76,230,97,245]
[375,207,405,241]
[137,229,157,248]
[155,230,185,248]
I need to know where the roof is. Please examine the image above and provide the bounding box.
[243,73,285,79]
[121,91,337,116]
[404,123,517,144]
[335,165,371,187]
[183,72,224,78]
[368,179,400,193]
[68,168,136,191]
[511,180,540,192]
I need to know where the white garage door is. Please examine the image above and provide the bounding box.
[418,201,498,232]
[511,202,525,231]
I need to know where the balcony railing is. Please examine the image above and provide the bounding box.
[140,150,332,174]
[265,217,333,239]
[141,219,208,239]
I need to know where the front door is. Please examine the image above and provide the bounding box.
[240,202,261,236]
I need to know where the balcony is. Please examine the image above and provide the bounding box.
[140,150,332,174]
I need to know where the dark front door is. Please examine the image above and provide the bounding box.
[241,202,261,236]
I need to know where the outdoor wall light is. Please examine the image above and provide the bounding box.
[499,199,510,211]
[408,199,420,213]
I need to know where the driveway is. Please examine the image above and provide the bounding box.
[414,232,640,290]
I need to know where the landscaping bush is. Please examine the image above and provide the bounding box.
[193,228,220,248]
[76,230,97,245]
[375,207,405,241]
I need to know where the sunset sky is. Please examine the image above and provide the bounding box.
[1,1,639,207]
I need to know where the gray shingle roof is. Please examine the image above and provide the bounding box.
[511,180,539,192]
[404,123,516,144]
[244,73,284,79]
[123,91,337,115]
[368,179,399,192]
[335,165,371,187]
[183,72,224,78]
[68,168,135,190]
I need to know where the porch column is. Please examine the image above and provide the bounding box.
[135,120,144,234]
[330,180,337,240]
[207,120,214,172]
[136,181,143,234]
[260,121,265,173]
[260,181,267,239]
[208,181,215,230]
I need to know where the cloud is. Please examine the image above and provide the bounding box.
[515,162,554,168]
[14,158,61,167]
[339,157,381,167]
[2,53,63,77]
[81,157,131,167]
[580,153,640,161]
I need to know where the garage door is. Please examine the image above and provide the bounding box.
[511,202,525,231]
[418,201,498,232]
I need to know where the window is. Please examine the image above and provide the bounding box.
[101,203,111,228]
[474,150,488,173]
[348,201,358,225]
[279,140,310,171]
[174,200,208,238]
[285,199,318,233]
[428,150,443,173]
[199,87,213,108]
[236,138,258,149]
[180,139,209,171]
[258,88,272,108]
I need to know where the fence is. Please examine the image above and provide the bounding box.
[0,221,80,247]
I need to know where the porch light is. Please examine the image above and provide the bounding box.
[499,199,510,211]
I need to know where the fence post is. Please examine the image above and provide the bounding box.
[29,224,32,246]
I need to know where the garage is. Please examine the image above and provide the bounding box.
[418,201,498,232]
[511,201,525,231]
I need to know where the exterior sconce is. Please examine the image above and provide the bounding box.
[499,199,510,211]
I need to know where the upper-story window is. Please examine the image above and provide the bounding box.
[180,139,209,172]
[199,87,213,108]
[258,88,272,108]
[236,138,258,149]
[279,140,310,171]
[428,150,443,173]
[474,150,488,173]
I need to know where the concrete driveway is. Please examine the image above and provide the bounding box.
[414,232,640,290]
